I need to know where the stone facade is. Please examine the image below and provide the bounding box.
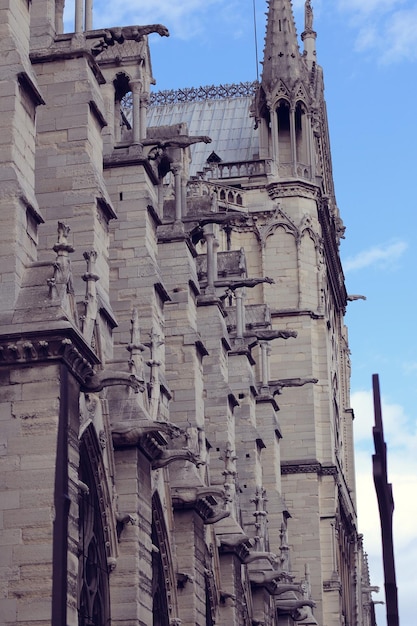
[0,1,376,626]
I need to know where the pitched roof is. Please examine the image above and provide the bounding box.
[147,94,259,177]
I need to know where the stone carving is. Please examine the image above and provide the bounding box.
[347,294,367,301]
[111,420,182,446]
[250,329,297,341]
[150,82,258,106]
[81,249,99,345]
[151,448,203,469]
[127,308,146,381]
[145,134,211,150]
[81,370,144,393]
[275,598,315,612]
[116,511,137,541]
[305,0,314,31]
[216,277,275,301]
[145,329,164,420]
[92,24,169,56]
[269,377,318,396]
[244,551,279,566]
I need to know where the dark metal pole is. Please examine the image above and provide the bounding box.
[372,373,399,626]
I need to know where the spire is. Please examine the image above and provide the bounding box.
[261,0,302,89]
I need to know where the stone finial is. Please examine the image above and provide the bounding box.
[81,250,100,344]
[146,329,164,420]
[127,308,146,380]
[49,222,75,302]
[219,442,237,503]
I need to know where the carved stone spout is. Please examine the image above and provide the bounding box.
[111,420,182,447]
[244,551,279,566]
[152,448,203,469]
[81,370,144,393]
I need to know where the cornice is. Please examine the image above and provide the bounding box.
[266,180,319,201]
[281,461,337,476]
[0,323,99,384]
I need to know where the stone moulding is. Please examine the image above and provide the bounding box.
[0,325,99,384]
[280,461,337,476]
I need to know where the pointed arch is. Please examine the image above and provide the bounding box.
[258,207,299,247]
[78,424,114,626]
[152,492,178,625]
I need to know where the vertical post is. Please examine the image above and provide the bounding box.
[172,164,183,222]
[74,0,83,33]
[372,374,399,626]
[270,103,279,169]
[139,93,149,143]
[130,80,142,145]
[235,290,245,339]
[204,226,216,295]
[290,104,297,177]
[85,0,93,30]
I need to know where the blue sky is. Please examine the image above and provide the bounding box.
[65,1,417,623]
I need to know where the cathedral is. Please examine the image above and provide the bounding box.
[0,1,377,625]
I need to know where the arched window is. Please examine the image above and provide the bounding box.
[295,101,308,167]
[78,435,111,626]
[151,494,176,626]
[276,100,291,164]
[113,73,132,143]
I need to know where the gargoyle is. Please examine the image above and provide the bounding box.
[244,551,279,566]
[275,598,316,612]
[217,277,275,293]
[269,377,318,396]
[188,211,248,244]
[92,24,169,56]
[116,511,136,541]
[81,371,144,393]
[274,583,304,596]
[347,294,367,301]
[152,448,203,469]
[249,570,283,586]
[205,508,230,524]
[250,329,297,341]
[144,134,211,150]
[111,420,182,447]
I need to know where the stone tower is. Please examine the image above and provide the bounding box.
[0,1,375,626]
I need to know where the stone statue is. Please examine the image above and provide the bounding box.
[305,0,314,31]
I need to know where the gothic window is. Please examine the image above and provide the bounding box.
[113,73,132,143]
[152,495,174,626]
[78,437,111,626]
[295,101,308,166]
[276,100,291,164]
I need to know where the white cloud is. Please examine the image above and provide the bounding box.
[335,0,417,63]
[64,0,242,41]
[343,240,407,272]
[352,389,417,623]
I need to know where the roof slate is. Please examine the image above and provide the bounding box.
[147,96,259,177]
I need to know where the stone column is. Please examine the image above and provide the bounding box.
[290,104,297,177]
[139,93,149,143]
[270,102,279,168]
[74,0,83,33]
[259,340,271,390]
[307,111,315,180]
[172,163,183,223]
[235,289,245,340]
[130,80,142,145]
[85,0,93,30]
[204,225,217,294]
